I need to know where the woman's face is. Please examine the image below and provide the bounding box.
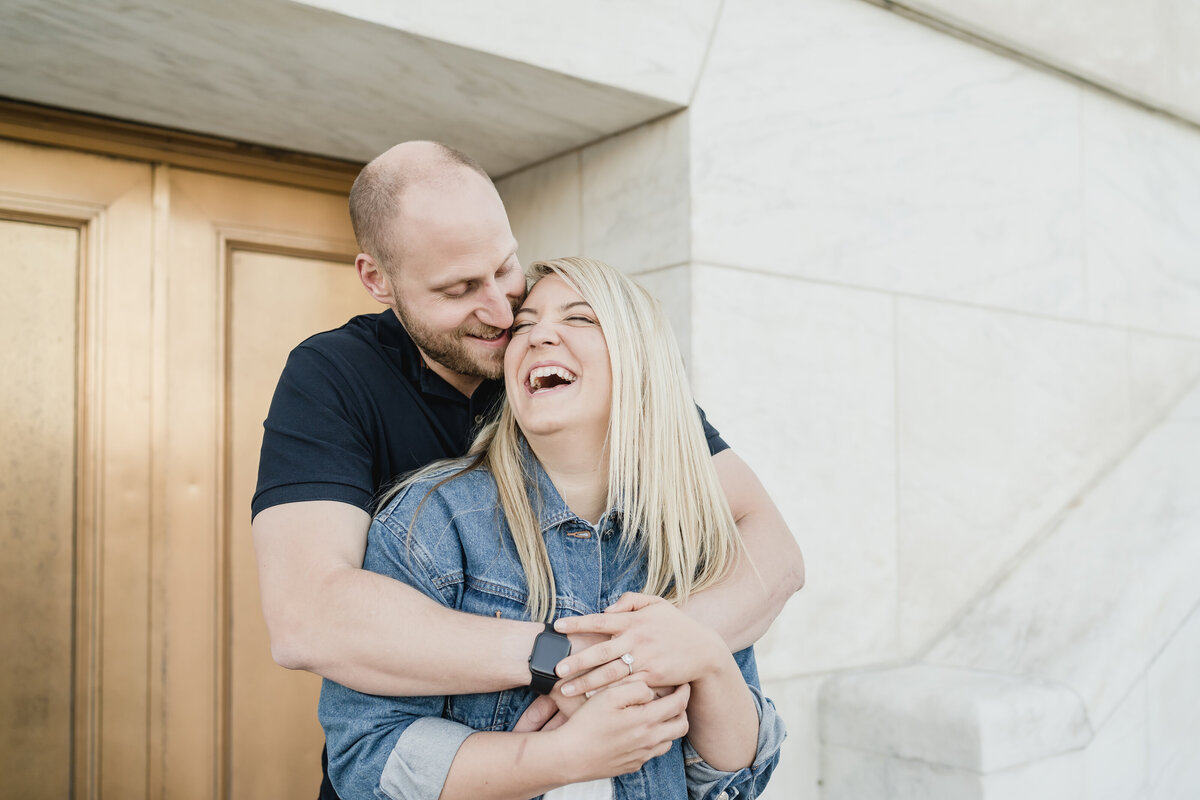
[504,274,613,442]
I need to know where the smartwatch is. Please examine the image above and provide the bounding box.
[528,623,571,694]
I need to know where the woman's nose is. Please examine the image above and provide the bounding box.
[529,320,559,346]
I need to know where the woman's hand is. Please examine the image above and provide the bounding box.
[550,679,691,781]
[552,593,726,697]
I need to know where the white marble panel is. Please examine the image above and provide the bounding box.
[627,266,692,374]
[900,0,1200,125]
[1146,606,1200,799]
[496,150,582,267]
[580,112,691,273]
[820,665,1089,772]
[689,0,1085,317]
[1162,0,1200,123]
[1128,334,1200,432]
[1083,680,1148,800]
[822,744,984,800]
[690,265,897,674]
[758,675,824,800]
[985,750,1086,800]
[1083,90,1200,338]
[929,383,1200,725]
[897,299,1132,651]
[296,0,720,105]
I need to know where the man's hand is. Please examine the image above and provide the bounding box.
[553,593,725,698]
[551,680,691,781]
[512,630,606,730]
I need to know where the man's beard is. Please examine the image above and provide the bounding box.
[394,300,511,380]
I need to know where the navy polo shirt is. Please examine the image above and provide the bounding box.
[252,309,728,519]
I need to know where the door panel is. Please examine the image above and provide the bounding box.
[227,250,381,800]
[0,132,367,799]
[0,218,80,798]
[160,168,366,800]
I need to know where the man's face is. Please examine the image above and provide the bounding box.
[384,173,527,388]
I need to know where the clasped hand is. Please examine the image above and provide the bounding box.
[514,592,724,734]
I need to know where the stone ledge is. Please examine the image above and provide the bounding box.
[819,664,1091,773]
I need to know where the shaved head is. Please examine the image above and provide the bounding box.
[349,141,493,270]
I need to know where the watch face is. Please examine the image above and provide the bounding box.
[530,631,572,673]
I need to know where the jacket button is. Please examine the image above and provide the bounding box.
[717,792,729,800]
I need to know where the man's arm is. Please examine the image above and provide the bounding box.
[253,500,542,696]
[684,448,804,649]
[551,449,802,694]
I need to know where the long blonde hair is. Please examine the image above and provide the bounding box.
[386,257,743,621]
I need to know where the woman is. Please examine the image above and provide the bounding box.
[319,257,785,800]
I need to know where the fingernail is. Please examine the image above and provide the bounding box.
[562,683,576,696]
[585,690,597,699]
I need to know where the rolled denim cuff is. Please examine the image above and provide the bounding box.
[683,685,787,800]
[377,716,476,800]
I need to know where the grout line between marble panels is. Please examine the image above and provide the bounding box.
[692,260,1200,344]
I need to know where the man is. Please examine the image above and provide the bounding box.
[252,141,804,799]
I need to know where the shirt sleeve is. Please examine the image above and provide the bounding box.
[697,405,730,457]
[318,486,474,800]
[251,344,376,519]
[682,648,786,800]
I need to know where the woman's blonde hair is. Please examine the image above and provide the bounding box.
[387,256,743,621]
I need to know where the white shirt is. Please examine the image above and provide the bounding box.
[544,777,614,800]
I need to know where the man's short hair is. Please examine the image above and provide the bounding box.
[348,142,491,271]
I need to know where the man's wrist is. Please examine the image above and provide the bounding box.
[502,619,546,688]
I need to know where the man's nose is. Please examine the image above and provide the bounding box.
[476,281,514,329]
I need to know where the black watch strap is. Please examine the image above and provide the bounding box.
[529,667,558,695]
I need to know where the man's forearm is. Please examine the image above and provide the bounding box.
[272,564,541,696]
[688,450,805,650]
[256,500,544,696]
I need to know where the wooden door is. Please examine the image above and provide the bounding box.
[0,132,375,799]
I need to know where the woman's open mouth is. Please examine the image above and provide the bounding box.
[526,365,578,396]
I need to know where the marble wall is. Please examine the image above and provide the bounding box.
[498,0,1200,797]
[897,0,1200,128]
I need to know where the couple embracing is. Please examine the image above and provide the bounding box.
[252,141,804,800]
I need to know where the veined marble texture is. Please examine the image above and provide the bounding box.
[927,381,1200,729]
[897,298,1132,651]
[499,112,691,274]
[820,665,1090,772]
[689,0,1085,318]
[625,266,694,372]
[1082,680,1149,800]
[1146,605,1200,798]
[497,149,583,266]
[292,0,720,106]
[758,675,824,800]
[581,112,692,273]
[1129,333,1200,431]
[689,265,898,675]
[899,0,1200,127]
[0,0,675,172]
[1083,90,1200,339]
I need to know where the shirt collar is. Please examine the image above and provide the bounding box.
[519,438,623,535]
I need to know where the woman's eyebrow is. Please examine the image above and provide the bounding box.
[514,300,593,316]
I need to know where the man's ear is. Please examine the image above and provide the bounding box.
[356,253,395,306]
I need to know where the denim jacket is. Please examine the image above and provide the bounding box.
[319,453,785,800]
